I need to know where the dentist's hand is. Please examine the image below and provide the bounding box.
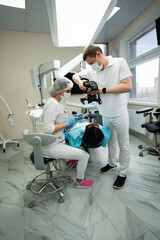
[79,80,87,91]
[89,88,101,95]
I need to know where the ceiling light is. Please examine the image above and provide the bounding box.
[46,0,117,47]
[107,7,120,21]
[0,0,25,9]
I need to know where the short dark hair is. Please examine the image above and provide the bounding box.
[83,45,103,61]
[82,124,104,148]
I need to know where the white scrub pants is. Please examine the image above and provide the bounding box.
[43,141,89,180]
[102,112,130,177]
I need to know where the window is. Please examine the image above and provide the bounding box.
[128,23,159,104]
[130,58,159,102]
[129,27,157,59]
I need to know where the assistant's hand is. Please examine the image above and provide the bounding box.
[65,114,83,128]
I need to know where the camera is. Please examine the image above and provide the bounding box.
[80,78,102,105]
[83,81,98,91]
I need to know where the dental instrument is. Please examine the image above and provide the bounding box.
[25,99,43,133]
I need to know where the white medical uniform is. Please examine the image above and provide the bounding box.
[79,56,133,177]
[42,97,89,179]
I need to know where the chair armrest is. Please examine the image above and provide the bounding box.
[136,107,153,114]
[22,129,56,146]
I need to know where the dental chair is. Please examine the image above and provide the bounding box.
[23,129,73,208]
[136,107,160,158]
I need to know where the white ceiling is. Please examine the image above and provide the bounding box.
[0,0,156,45]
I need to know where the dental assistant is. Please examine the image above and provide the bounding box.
[73,45,132,189]
[42,77,93,188]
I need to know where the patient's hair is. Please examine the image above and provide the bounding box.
[82,123,104,148]
[83,45,103,61]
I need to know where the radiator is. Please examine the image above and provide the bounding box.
[128,109,148,135]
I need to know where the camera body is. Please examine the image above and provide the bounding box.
[80,78,102,105]
[83,81,98,91]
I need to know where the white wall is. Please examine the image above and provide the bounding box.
[0,30,84,139]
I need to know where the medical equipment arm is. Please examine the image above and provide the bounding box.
[57,54,83,77]
[30,60,60,104]
[30,54,83,104]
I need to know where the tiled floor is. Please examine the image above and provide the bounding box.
[0,134,160,240]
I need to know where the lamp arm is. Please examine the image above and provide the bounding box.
[0,95,13,116]
[57,54,83,77]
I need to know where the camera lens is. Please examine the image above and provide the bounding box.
[83,82,90,88]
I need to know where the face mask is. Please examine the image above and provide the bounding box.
[91,62,103,72]
[60,92,71,100]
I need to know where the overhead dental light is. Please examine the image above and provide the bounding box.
[46,0,117,47]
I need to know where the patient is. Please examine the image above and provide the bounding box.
[65,120,112,150]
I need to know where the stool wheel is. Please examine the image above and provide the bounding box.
[28,202,35,208]
[26,184,31,190]
[68,178,73,184]
[138,145,143,149]
[58,197,65,203]
[139,152,143,157]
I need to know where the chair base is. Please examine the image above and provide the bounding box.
[26,170,73,208]
[138,144,160,157]
[0,134,19,152]
[138,132,160,157]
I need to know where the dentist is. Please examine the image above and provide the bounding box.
[73,45,132,189]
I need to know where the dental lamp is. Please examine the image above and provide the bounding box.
[30,54,83,104]
[0,95,19,152]
[0,95,14,126]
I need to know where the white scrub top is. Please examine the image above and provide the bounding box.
[43,97,67,144]
[80,56,133,117]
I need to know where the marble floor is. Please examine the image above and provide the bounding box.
[0,134,160,240]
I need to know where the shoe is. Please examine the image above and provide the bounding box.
[100,164,117,174]
[75,178,94,189]
[66,160,78,170]
[113,176,126,189]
